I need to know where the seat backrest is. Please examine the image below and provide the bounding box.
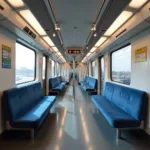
[49,77,59,89]
[104,82,147,120]
[57,76,62,84]
[3,82,44,122]
[88,77,97,89]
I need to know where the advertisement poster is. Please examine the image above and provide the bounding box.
[135,46,147,63]
[2,45,11,69]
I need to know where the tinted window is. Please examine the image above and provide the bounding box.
[100,57,105,94]
[16,43,36,84]
[42,56,46,79]
[111,45,131,85]
[51,60,55,77]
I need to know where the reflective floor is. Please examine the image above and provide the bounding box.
[0,81,150,150]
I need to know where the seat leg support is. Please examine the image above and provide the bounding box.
[30,129,34,139]
[116,129,121,139]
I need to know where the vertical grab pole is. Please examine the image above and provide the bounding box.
[72,56,76,100]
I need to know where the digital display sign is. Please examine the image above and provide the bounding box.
[67,50,81,54]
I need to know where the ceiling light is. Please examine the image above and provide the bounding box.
[87,53,91,57]
[53,33,56,37]
[43,36,55,47]
[94,33,97,37]
[20,10,46,36]
[95,37,107,47]
[53,47,59,52]
[104,11,133,36]
[57,52,61,55]
[55,24,60,31]
[129,0,147,8]
[91,24,96,31]
[7,0,24,7]
[90,47,97,53]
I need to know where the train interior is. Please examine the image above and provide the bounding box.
[0,0,150,150]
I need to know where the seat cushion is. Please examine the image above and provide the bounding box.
[10,96,56,129]
[83,85,95,91]
[3,82,44,122]
[104,82,147,120]
[92,95,141,128]
[51,84,64,92]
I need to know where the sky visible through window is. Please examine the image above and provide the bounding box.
[16,43,35,84]
[112,45,131,72]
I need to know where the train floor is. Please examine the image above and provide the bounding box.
[0,81,150,150]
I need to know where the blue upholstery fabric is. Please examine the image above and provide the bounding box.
[80,76,97,92]
[92,96,141,128]
[49,76,67,92]
[91,82,148,128]
[10,98,55,128]
[3,82,56,129]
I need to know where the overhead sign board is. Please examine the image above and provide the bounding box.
[67,49,81,54]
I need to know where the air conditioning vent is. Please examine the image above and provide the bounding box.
[0,5,4,10]
[23,26,37,39]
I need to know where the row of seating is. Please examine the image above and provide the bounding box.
[49,76,67,94]
[3,82,56,138]
[91,82,148,139]
[80,76,97,92]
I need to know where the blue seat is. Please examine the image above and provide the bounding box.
[49,76,67,93]
[3,82,56,137]
[80,76,97,92]
[91,82,147,138]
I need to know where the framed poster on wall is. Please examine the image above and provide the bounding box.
[2,44,11,69]
[135,46,147,63]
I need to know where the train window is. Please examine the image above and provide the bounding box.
[42,56,46,79]
[57,63,61,76]
[92,61,96,77]
[111,45,131,85]
[100,57,105,94]
[51,60,55,77]
[16,43,36,84]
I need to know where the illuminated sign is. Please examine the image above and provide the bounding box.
[67,50,81,54]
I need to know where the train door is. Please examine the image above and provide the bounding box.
[42,55,47,95]
[100,57,105,95]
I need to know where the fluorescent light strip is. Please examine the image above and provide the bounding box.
[7,0,24,7]
[104,11,133,36]
[87,53,91,57]
[20,10,46,36]
[90,47,97,53]
[53,47,59,52]
[43,36,55,47]
[129,0,147,8]
[95,37,107,47]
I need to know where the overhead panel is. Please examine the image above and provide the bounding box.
[82,0,131,61]
[49,0,104,48]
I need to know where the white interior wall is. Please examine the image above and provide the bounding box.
[75,63,88,82]
[61,63,72,82]
[103,29,150,134]
[0,29,44,134]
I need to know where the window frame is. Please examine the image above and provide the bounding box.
[110,44,131,85]
[16,41,36,85]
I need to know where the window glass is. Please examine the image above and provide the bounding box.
[51,60,55,77]
[42,56,46,79]
[92,61,96,77]
[111,45,131,85]
[16,43,36,84]
[100,57,105,94]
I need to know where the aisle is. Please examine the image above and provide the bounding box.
[0,81,150,150]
